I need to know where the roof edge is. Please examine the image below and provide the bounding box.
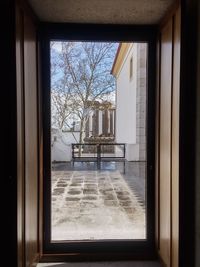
[111,43,131,77]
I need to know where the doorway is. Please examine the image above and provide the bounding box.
[41,24,156,258]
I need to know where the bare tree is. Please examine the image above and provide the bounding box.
[51,42,74,130]
[51,41,117,145]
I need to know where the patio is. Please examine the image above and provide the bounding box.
[51,161,146,241]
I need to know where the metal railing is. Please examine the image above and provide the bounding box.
[71,143,126,172]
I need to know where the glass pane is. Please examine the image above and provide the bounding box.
[50,41,147,241]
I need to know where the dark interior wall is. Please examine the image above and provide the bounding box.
[16,1,39,266]
[178,1,197,266]
[16,4,25,266]
[195,1,200,266]
[3,1,17,265]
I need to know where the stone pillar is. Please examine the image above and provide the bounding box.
[92,111,96,136]
[110,109,114,135]
[89,112,93,136]
[103,109,108,135]
[95,110,99,136]
[113,109,116,137]
[108,110,110,134]
[102,111,105,135]
[91,109,99,137]
[99,110,102,135]
[85,117,89,137]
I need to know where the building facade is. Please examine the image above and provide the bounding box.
[111,43,147,161]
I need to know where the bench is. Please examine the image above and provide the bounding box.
[71,143,126,173]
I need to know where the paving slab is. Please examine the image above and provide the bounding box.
[52,170,145,241]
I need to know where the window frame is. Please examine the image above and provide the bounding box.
[40,23,157,260]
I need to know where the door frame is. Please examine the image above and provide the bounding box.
[39,23,157,261]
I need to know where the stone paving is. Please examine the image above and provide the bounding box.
[51,169,145,240]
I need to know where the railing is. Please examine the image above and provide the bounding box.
[71,143,126,172]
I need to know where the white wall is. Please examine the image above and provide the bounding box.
[116,44,137,144]
[51,130,84,162]
[115,43,147,161]
[116,44,144,161]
